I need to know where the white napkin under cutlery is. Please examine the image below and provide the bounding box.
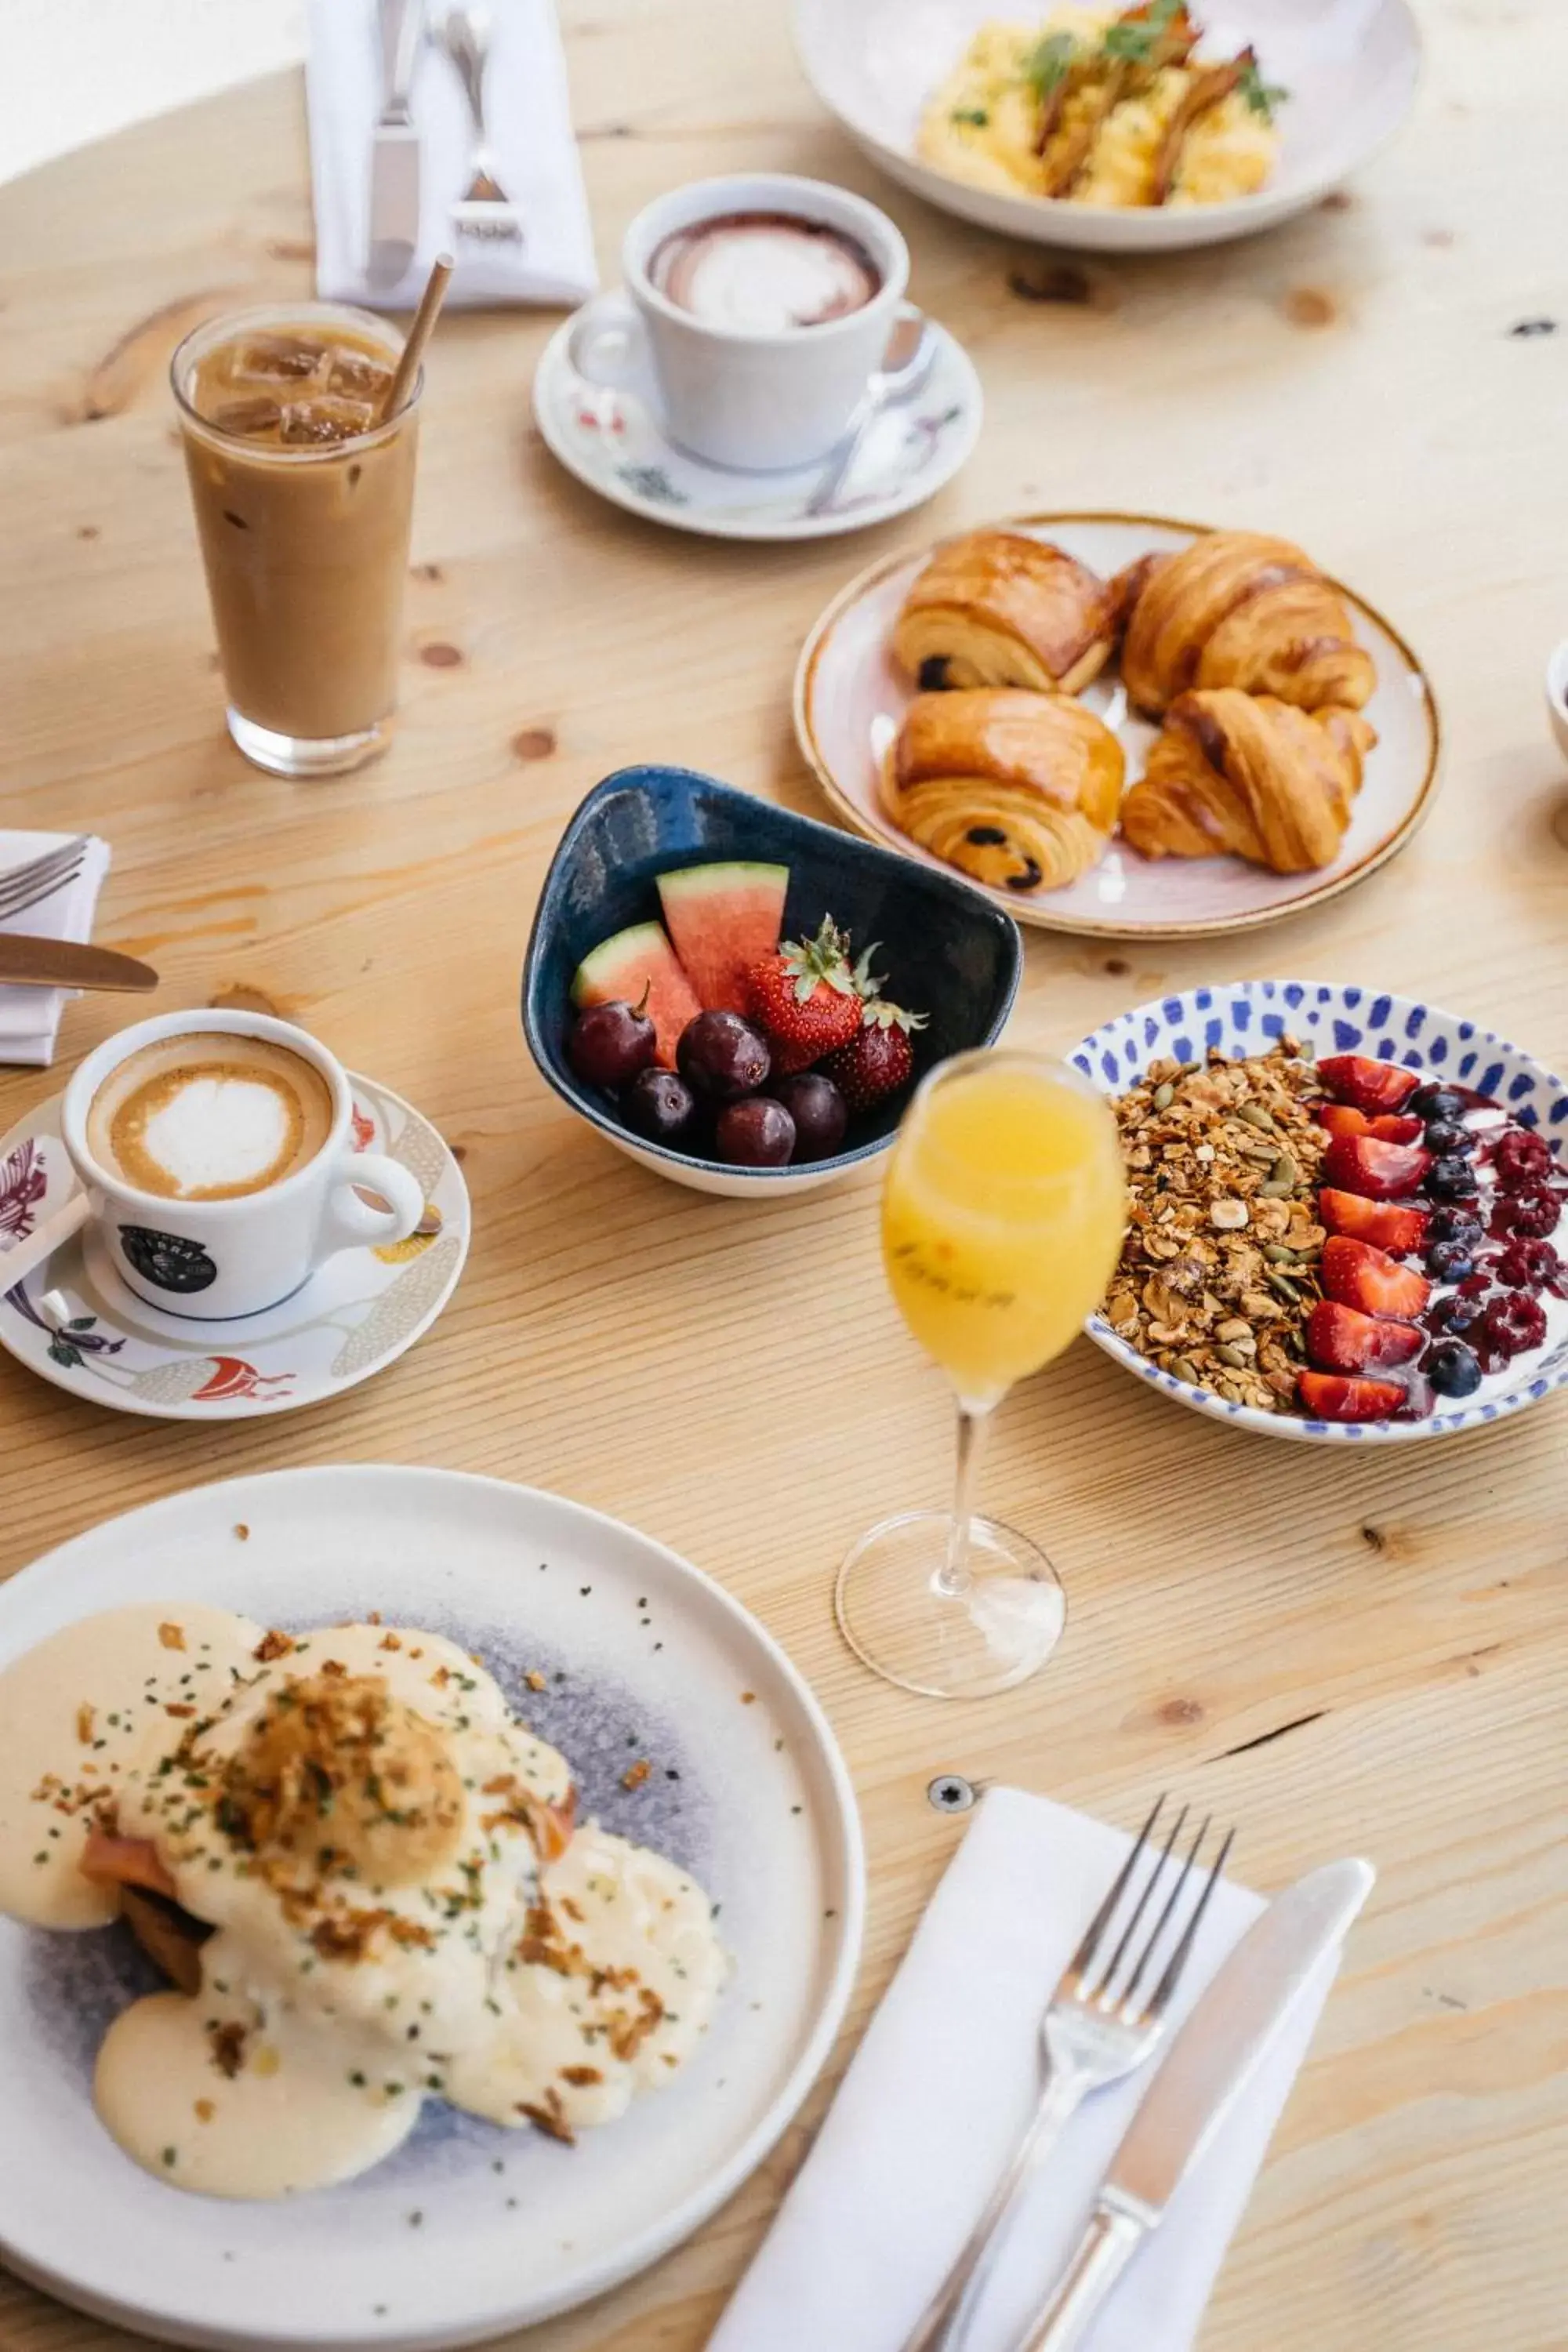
[306,0,597,310]
[711,1788,1345,2352]
[0,833,112,1069]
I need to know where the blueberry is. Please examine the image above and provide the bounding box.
[1425,1239,1473,1283]
[1427,1154,1481,1201]
[1427,1339,1483,1399]
[1410,1083,1467,1121]
[1428,1205,1484,1246]
[1423,1119,1472,1156]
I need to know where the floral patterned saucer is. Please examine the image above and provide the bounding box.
[532,298,982,543]
[0,1076,469,1420]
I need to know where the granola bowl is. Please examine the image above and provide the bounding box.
[1073,982,1568,1443]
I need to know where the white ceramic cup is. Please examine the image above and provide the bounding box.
[56,1011,424,1320]
[571,172,920,472]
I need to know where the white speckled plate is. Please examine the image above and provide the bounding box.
[0,1467,864,2350]
[793,0,1421,253]
[0,1075,468,1418]
[795,511,1440,938]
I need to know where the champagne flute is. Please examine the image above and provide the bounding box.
[835,1049,1126,1700]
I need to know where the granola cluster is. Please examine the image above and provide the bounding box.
[1105,1042,1329,1413]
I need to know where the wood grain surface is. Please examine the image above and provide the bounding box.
[2,2,1566,2347]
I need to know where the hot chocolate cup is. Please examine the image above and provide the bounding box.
[60,1013,424,1320]
[570,172,919,472]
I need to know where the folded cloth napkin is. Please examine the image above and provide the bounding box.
[0,833,111,1069]
[306,0,597,310]
[712,1788,1344,2352]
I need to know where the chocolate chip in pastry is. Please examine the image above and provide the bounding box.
[892,530,1117,696]
[881,688,1126,894]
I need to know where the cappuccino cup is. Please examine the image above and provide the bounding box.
[570,172,922,472]
[56,1011,425,1319]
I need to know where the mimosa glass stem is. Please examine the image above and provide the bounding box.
[938,1403,992,1598]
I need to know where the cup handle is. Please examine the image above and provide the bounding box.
[870,302,934,402]
[567,293,648,392]
[317,1151,425,1260]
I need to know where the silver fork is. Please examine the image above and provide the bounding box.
[439,6,524,245]
[0,837,89,927]
[902,1795,1234,2352]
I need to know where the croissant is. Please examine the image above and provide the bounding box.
[1120,530,1377,716]
[892,531,1116,696]
[882,689,1126,894]
[1120,691,1377,874]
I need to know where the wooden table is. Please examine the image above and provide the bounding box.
[2,3,1566,2345]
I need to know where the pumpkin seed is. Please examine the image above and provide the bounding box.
[1266,1269,1301,1302]
[1237,1103,1277,1133]
[1170,1356,1201,1385]
[1258,1152,1298,1196]
[1152,1080,1175,1111]
[1214,1343,1250,1370]
[1262,1243,1296,1264]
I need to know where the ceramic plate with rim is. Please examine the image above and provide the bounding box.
[0,1467,864,2350]
[1074,981,1568,1443]
[794,511,1439,939]
[793,0,1421,253]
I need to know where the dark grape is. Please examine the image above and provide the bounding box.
[771,1073,848,1163]
[621,1068,698,1145]
[1409,1083,1467,1120]
[568,998,656,1091]
[716,1097,795,1167]
[1423,1119,1472,1156]
[1427,1340,1483,1399]
[1426,1155,1480,1201]
[677,1011,771,1103]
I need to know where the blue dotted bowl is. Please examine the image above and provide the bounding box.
[1073,981,1568,1444]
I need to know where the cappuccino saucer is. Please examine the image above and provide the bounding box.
[0,1073,469,1420]
[533,296,982,542]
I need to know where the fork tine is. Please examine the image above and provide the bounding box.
[1091,1802,1187,2004]
[0,855,87,924]
[1120,1811,1209,2014]
[1065,1793,1164,1984]
[1138,1820,1236,2024]
[0,837,88,914]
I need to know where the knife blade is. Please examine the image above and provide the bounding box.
[368,0,425,289]
[0,936,159,993]
[1016,1857,1375,2352]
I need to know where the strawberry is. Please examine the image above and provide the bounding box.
[745,918,869,1076]
[1316,1054,1420,1115]
[1307,1300,1425,1373]
[1298,1370,1408,1423]
[822,996,928,1112]
[1318,1189,1428,1254]
[1321,1133,1432,1200]
[1320,1236,1431,1320]
[1316,1105,1423,1145]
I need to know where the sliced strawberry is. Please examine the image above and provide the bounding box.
[1298,1370,1408,1423]
[1316,1106,1423,1143]
[1308,1300,1425,1372]
[1318,1189,1428,1254]
[1321,1133,1432,1200]
[1317,1054,1420,1115]
[1320,1236,1431,1320]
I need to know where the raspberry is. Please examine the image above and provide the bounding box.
[1483,1292,1548,1358]
[1496,1186,1563,1240]
[1494,1238,1561,1290]
[1494,1127,1553,1189]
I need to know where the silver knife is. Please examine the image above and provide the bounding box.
[0,935,158,993]
[367,0,425,289]
[1015,1858,1374,2352]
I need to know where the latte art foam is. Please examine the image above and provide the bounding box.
[649,211,881,334]
[87,1033,335,1202]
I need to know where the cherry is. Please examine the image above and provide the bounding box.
[568,996,656,1091]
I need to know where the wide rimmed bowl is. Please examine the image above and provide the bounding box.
[1073,981,1568,1443]
[793,0,1422,254]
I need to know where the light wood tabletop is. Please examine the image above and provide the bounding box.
[2,2,1566,2346]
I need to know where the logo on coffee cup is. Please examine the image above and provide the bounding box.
[118,1226,220,1295]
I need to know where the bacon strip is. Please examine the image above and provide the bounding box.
[1150,50,1249,205]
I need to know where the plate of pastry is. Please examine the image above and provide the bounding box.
[793,512,1439,939]
[793,0,1421,252]
[0,1465,862,2350]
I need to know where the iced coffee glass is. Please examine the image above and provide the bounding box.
[171,303,421,778]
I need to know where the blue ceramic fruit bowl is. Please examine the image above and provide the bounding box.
[1075,980,1568,1444]
[522,766,1023,1196]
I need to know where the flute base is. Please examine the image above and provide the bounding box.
[834,1509,1065,1700]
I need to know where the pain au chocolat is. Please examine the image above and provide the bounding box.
[891,530,1118,695]
[882,688,1126,894]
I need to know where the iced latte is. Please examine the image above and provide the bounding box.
[172,304,420,776]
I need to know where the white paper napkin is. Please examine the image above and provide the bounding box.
[0,833,112,1069]
[713,1788,1344,2352]
[305,0,597,310]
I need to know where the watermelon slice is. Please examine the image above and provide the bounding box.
[656,862,789,1015]
[571,922,700,1070]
